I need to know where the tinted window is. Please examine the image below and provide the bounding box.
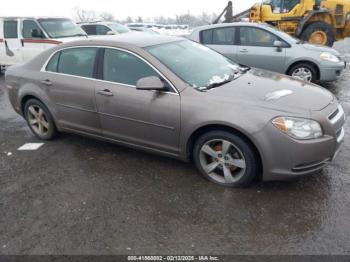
[103,49,158,86]
[96,25,111,35]
[81,25,96,35]
[239,27,278,47]
[200,27,235,45]
[4,20,18,38]
[23,20,43,38]
[201,30,213,45]
[46,52,60,72]
[57,48,97,78]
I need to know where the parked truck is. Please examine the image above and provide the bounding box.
[0,17,87,73]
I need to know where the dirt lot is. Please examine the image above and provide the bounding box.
[0,40,350,255]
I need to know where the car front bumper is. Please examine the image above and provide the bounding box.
[319,61,346,82]
[253,103,345,181]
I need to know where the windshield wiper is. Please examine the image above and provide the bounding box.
[206,78,233,90]
[196,67,247,91]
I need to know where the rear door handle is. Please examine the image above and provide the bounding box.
[41,79,52,86]
[97,89,114,97]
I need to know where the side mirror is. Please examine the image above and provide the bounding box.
[273,40,283,52]
[31,29,43,38]
[107,31,116,35]
[136,76,166,91]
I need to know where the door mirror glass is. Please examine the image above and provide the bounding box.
[136,76,165,91]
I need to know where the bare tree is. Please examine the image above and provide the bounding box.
[125,16,133,23]
[100,12,115,22]
[74,7,97,22]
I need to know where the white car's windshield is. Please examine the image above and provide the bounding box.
[147,41,244,89]
[39,19,87,38]
[108,23,130,34]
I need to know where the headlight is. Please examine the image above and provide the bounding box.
[272,117,323,140]
[320,52,340,63]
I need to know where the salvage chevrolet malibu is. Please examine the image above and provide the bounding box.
[5,33,345,187]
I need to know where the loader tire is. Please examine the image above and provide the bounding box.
[301,22,335,47]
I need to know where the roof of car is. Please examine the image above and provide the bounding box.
[64,32,186,48]
[64,32,184,48]
[192,22,271,32]
[79,21,120,25]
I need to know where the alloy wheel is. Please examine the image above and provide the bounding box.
[292,67,313,82]
[199,139,246,184]
[27,105,50,136]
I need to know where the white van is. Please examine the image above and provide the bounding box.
[0,17,87,72]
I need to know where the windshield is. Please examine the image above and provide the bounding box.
[108,23,130,34]
[262,0,300,13]
[147,41,243,89]
[38,19,86,38]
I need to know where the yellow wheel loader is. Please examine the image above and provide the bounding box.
[214,0,350,46]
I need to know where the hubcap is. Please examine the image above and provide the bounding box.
[309,31,327,45]
[199,139,246,184]
[292,67,313,82]
[27,105,50,136]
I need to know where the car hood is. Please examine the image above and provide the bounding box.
[206,68,334,113]
[299,43,340,55]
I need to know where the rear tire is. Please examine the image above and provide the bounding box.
[24,99,57,140]
[193,131,259,188]
[300,22,335,47]
[288,62,318,82]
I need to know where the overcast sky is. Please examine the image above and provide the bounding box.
[0,0,258,20]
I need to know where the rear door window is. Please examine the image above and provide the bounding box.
[200,30,213,45]
[4,20,18,38]
[56,47,97,78]
[200,27,235,45]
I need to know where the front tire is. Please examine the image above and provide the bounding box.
[301,22,335,47]
[24,99,57,140]
[288,62,317,82]
[193,131,259,188]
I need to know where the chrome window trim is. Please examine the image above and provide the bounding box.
[40,45,180,95]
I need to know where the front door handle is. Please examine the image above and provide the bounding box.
[239,49,248,53]
[97,89,114,97]
[41,79,52,86]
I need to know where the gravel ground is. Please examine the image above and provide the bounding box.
[0,39,350,255]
